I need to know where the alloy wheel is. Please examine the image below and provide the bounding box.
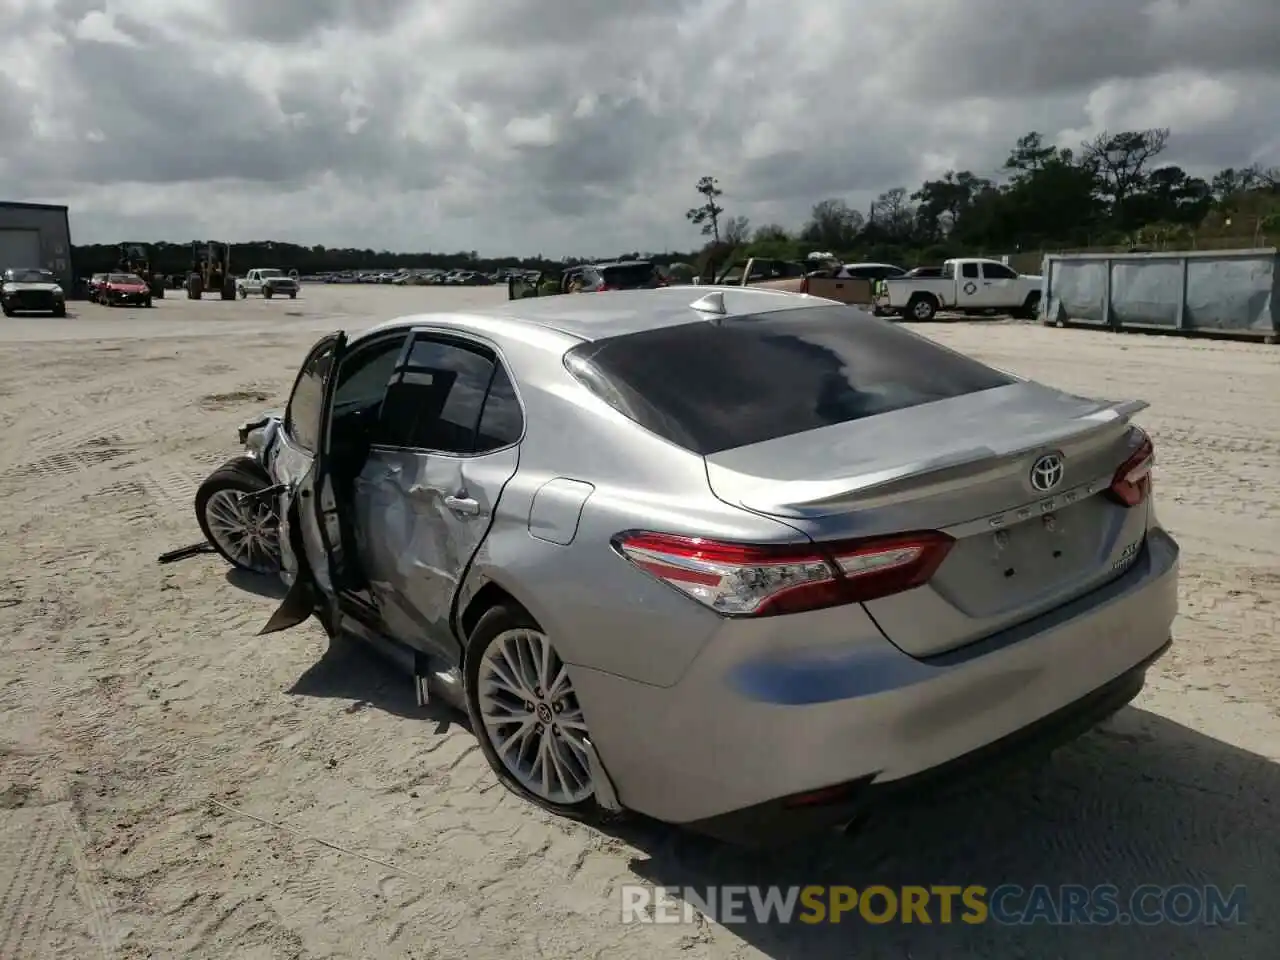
[204,488,280,574]
[476,628,594,805]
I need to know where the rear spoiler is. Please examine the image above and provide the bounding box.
[719,398,1149,513]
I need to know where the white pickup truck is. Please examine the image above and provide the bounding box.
[877,257,1041,321]
[237,268,299,299]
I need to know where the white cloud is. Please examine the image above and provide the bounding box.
[0,0,1276,256]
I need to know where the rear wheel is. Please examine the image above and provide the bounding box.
[1016,291,1041,320]
[907,295,938,322]
[194,456,281,574]
[465,604,602,821]
[52,304,66,317]
[288,290,297,299]
[264,286,274,299]
[143,297,153,308]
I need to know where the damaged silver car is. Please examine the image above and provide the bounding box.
[193,287,1178,845]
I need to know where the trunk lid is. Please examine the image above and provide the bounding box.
[704,381,1151,657]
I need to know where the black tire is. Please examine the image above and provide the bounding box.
[463,603,606,824]
[288,291,297,299]
[187,274,203,299]
[144,297,153,308]
[194,456,278,573]
[907,294,937,322]
[263,286,273,299]
[52,304,66,317]
[239,286,248,299]
[2,305,12,317]
[1016,291,1041,321]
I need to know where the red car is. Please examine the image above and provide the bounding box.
[97,272,153,307]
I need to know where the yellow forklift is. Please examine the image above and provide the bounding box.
[187,241,236,300]
[118,242,166,298]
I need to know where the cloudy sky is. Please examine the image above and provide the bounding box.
[0,0,1277,257]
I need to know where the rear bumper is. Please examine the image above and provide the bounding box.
[688,637,1168,844]
[571,527,1179,839]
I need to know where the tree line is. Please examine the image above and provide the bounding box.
[70,127,1278,276]
[686,128,1280,270]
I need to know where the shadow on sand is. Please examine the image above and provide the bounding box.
[286,634,462,731]
[286,636,1276,958]
[224,567,289,600]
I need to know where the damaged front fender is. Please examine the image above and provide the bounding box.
[238,409,283,459]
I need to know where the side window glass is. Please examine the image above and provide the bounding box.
[333,336,406,412]
[380,338,495,453]
[961,262,979,278]
[983,263,1017,280]
[284,338,338,452]
[475,363,524,452]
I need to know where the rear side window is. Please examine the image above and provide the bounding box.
[601,263,657,289]
[380,337,496,452]
[564,306,1014,455]
[475,364,523,451]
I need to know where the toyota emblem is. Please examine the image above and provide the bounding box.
[1029,453,1065,492]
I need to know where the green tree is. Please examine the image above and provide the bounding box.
[686,175,725,242]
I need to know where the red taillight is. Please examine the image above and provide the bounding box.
[596,283,616,292]
[1108,428,1155,507]
[612,530,954,617]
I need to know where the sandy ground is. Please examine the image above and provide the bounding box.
[0,286,1277,959]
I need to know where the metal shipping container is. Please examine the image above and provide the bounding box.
[1040,248,1279,342]
[0,201,74,294]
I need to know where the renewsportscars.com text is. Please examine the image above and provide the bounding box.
[620,883,1247,926]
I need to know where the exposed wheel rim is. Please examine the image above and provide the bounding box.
[204,488,280,573]
[477,628,594,805]
[913,300,933,319]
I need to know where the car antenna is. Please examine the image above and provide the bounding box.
[690,291,727,322]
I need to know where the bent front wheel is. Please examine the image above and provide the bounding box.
[194,456,281,574]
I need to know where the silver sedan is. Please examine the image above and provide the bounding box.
[192,285,1178,844]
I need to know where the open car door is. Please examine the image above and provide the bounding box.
[260,331,354,635]
[507,273,543,300]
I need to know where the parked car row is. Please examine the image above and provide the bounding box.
[304,268,519,286]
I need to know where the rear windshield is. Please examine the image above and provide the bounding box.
[563,305,1015,455]
[600,263,657,288]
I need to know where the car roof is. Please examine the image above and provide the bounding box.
[358,285,828,344]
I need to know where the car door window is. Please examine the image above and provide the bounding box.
[333,335,407,414]
[961,262,980,279]
[475,363,524,452]
[982,263,1018,280]
[378,337,496,453]
[284,336,340,452]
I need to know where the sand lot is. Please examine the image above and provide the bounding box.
[0,286,1277,959]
